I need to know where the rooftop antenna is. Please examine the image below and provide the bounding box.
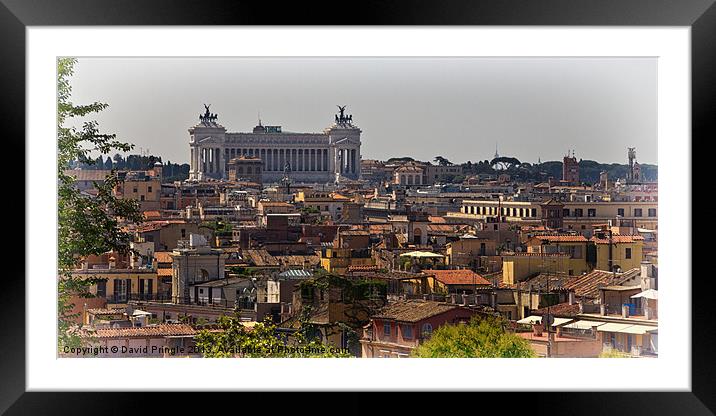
[258,111,262,127]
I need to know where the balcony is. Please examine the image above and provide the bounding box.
[105,292,172,303]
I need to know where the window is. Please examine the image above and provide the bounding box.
[563,208,570,217]
[384,322,392,336]
[96,280,107,298]
[181,229,186,238]
[133,188,138,193]
[113,279,126,300]
[617,208,625,216]
[140,195,145,201]
[648,208,656,217]
[634,209,643,217]
[588,208,596,217]
[574,208,583,217]
[148,186,152,193]
[402,325,413,339]
[625,248,632,259]
[422,323,433,337]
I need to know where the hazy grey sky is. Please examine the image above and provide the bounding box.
[69,57,657,165]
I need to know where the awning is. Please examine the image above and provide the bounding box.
[597,323,657,334]
[563,320,609,330]
[619,325,657,335]
[400,251,444,258]
[596,323,634,333]
[631,289,658,300]
[552,318,572,327]
[517,316,572,327]
[517,316,542,325]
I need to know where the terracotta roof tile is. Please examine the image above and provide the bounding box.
[94,324,196,338]
[373,300,463,323]
[590,235,645,244]
[562,268,641,299]
[532,302,581,317]
[143,210,162,219]
[423,269,491,286]
[154,251,173,264]
[529,235,588,243]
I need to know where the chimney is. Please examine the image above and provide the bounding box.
[578,301,584,314]
[591,325,599,339]
[600,304,606,316]
[622,304,630,318]
[108,256,116,269]
[491,292,497,308]
[568,291,575,305]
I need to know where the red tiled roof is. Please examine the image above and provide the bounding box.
[532,302,581,317]
[94,324,196,339]
[86,308,125,316]
[427,224,457,234]
[562,268,641,299]
[429,216,447,224]
[528,235,588,243]
[372,300,463,323]
[424,269,491,286]
[143,210,162,219]
[590,235,645,244]
[330,193,350,200]
[137,220,187,233]
[154,251,172,264]
[347,265,380,272]
[368,224,392,233]
[259,201,292,207]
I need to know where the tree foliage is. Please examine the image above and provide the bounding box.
[412,315,536,358]
[433,156,452,166]
[57,58,143,350]
[598,349,632,358]
[194,315,350,358]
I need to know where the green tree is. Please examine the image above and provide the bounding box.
[434,156,451,166]
[598,350,632,358]
[194,315,350,358]
[412,315,535,358]
[57,57,143,350]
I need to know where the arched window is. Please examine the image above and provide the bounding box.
[422,323,433,338]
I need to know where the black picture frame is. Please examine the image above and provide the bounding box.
[2,0,713,414]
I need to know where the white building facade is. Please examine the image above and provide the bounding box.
[189,106,362,183]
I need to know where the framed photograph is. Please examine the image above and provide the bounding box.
[3,0,713,413]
